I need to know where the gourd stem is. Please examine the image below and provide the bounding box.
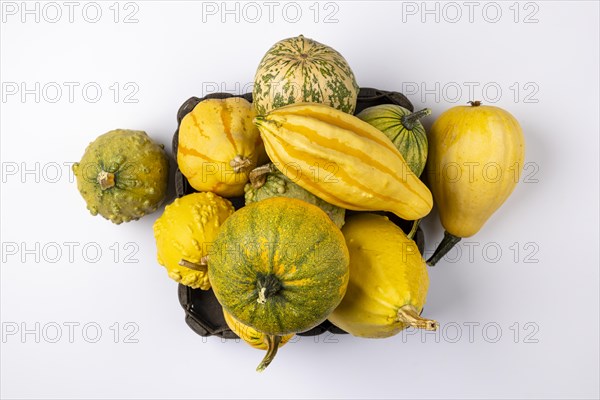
[397,305,438,331]
[179,258,208,273]
[230,155,253,174]
[97,170,115,190]
[256,274,282,304]
[468,100,482,107]
[256,335,282,372]
[407,219,421,240]
[257,288,267,304]
[401,108,431,130]
[426,231,462,266]
[249,164,274,189]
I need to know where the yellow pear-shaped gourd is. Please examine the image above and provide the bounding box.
[153,192,234,289]
[222,309,293,372]
[328,213,438,338]
[178,98,268,197]
[426,101,525,265]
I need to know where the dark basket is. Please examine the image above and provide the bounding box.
[174,88,425,338]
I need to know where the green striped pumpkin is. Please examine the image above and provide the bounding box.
[208,197,349,336]
[253,35,359,116]
[357,104,431,177]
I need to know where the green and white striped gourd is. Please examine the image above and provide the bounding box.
[253,35,359,115]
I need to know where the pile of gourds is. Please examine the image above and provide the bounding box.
[73,35,525,372]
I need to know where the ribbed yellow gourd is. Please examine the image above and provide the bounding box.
[178,98,267,197]
[222,309,293,372]
[254,103,433,221]
[426,102,525,265]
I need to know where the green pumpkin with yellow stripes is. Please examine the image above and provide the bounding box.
[253,35,359,116]
[177,97,269,197]
[208,197,350,336]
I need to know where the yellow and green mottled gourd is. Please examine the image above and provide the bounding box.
[328,213,438,338]
[208,197,349,336]
[222,309,294,372]
[153,192,234,289]
[178,97,268,197]
[426,101,525,266]
[73,129,169,224]
[253,35,359,115]
[244,163,345,228]
[254,103,433,220]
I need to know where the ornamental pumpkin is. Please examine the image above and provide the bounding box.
[357,104,431,177]
[328,213,438,338]
[73,129,169,224]
[425,101,525,266]
[153,192,234,289]
[222,309,294,372]
[177,97,268,197]
[244,163,345,228]
[208,197,349,337]
[254,103,433,220]
[253,35,359,115]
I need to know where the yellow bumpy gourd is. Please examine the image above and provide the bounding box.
[328,213,438,338]
[254,103,433,221]
[153,192,234,289]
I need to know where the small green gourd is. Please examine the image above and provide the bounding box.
[73,129,169,224]
[244,164,345,228]
[357,104,431,177]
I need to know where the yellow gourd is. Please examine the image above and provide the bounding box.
[222,309,293,372]
[254,103,433,220]
[153,192,234,289]
[178,98,268,197]
[426,101,525,265]
[328,213,438,338]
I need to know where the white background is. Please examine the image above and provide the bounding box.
[1,1,599,399]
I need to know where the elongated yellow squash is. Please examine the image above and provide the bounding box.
[254,103,433,220]
[329,213,438,338]
[426,102,525,265]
